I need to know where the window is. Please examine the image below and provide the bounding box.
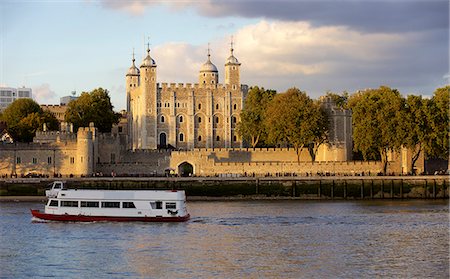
[179,115,183,123]
[166,202,176,209]
[122,202,136,208]
[179,133,184,142]
[216,104,219,110]
[48,157,52,164]
[232,116,237,124]
[233,135,237,142]
[16,157,21,164]
[198,117,202,123]
[81,201,99,208]
[161,115,165,123]
[150,201,163,209]
[32,158,37,164]
[70,157,75,164]
[216,136,220,141]
[198,136,202,141]
[101,202,120,208]
[215,116,219,124]
[118,127,123,133]
[49,200,59,207]
[198,103,201,110]
[233,104,237,110]
[61,201,79,207]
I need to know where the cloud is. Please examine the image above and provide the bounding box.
[32,84,59,104]
[128,20,446,97]
[99,0,448,33]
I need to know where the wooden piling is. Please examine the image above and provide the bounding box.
[343,180,347,199]
[331,180,334,200]
[318,180,321,198]
[370,180,374,199]
[400,179,403,199]
[433,179,436,199]
[361,180,364,199]
[390,180,394,199]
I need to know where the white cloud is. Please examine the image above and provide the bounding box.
[32,84,58,104]
[116,19,443,103]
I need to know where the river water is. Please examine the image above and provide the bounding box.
[0,200,448,278]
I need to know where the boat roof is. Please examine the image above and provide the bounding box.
[55,189,186,201]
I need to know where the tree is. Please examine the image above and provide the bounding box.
[265,88,328,162]
[325,91,349,109]
[427,86,450,159]
[348,86,405,174]
[402,95,433,174]
[0,98,58,142]
[65,88,120,133]
[236,86,276,148]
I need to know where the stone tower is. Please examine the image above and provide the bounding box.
[125,51,140,150]
[76,127,94,175]
[224,40,241,87]
[199,47,219,86]
[137,44,158,149]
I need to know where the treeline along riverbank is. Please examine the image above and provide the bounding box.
[0,176,448,200]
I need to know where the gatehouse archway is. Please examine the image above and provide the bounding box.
[178,162,194,177]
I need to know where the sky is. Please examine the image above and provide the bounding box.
[0,0,448,111]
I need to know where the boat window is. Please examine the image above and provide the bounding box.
[101,202,120,208]
[122,202,136,208]
[150,201,163,209]
[61,201,78,207]
[81,201,99,208]
[166,202,176,209]
[48,200,58,207]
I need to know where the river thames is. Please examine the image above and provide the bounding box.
[1,200,448,278]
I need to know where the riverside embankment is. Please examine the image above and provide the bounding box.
[0,176,448,200]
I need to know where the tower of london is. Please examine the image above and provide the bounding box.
[126,43,248,150]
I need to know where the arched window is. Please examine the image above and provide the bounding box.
[198,103,202,110]
[216,136,220,141]
[233,135,237,142]
[179,115,183,123]
[232,116,236,123]
[160,115,165,123]
[198,116,202,123]
[233,104,237,110]
[198,135,202,141]
[215,116,219,123]
[216,104,219,110]
[179,133,184,142]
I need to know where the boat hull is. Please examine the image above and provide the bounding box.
[31,209,190,222]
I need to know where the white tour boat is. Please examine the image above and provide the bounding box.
[31,181,190,222]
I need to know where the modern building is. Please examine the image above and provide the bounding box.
[0,87,32,111]
[60,92,78,105]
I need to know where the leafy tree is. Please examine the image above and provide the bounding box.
[401,95,433,173]
[427,86,450,159]
[348,86,405,174]
[65,88,120,133]
[236,86,276,148]
[0,98,58,142]
[325,91,349,109]
[265,88,328,162]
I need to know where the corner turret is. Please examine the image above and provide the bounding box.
[224,38,240,87]
[199,45,219,86]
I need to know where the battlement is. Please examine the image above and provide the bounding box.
[34,131,77,143]
[158,82,240,91]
